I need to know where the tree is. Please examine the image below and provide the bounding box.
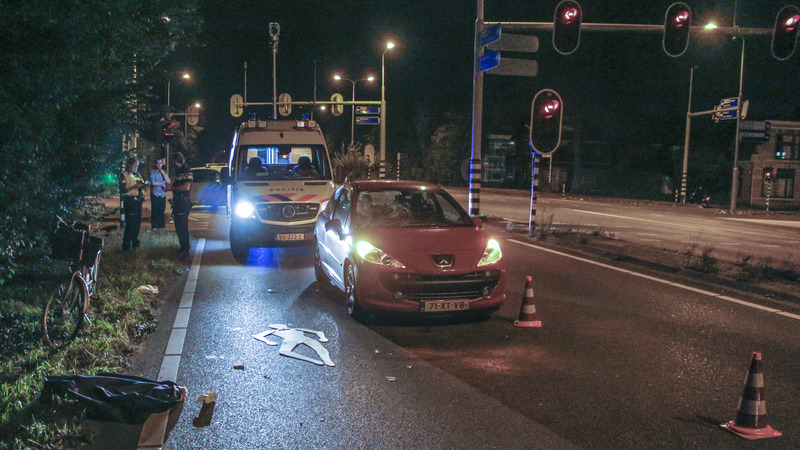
[421,112,470,186]
[0,1,202,283]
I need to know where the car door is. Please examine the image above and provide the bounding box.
[325,188,352,283]
[317,186,343,283]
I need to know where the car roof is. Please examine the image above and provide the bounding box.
[350,180,443,192]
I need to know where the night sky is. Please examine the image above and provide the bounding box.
[171,0,800,164]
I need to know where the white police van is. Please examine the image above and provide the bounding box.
[224,119,335,260]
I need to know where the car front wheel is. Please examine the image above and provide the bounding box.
[344,263,367,321]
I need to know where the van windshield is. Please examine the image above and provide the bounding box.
[238,144,331,181]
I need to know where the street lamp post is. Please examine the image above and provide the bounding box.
[165,72,191,174]
[380,41,395,179]
[730,32,745,212]
[333,75,375,148]
[680,66,696,203]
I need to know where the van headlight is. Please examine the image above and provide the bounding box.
[478,238,502,266]
[234,200,256,219]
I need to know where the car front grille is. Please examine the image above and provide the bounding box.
[381,270,502,301]
[257,203,320,222]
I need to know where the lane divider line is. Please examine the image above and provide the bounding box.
[508,239,800,322]
[137,238,205,450]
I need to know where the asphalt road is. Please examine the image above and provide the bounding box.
[450,188,800,264]
[111,201,800,449]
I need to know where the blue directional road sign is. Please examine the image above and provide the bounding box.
[720,97,738,108]
[719,109,738,120]
[355,106,380,115]
[355,116,380,125]
[478,50,500,72]
[479,23,502,47]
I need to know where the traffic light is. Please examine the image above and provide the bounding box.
[529,89,563,155]
[771,6,800,60]
[553,0,582,55]
[663,2,691,57]
[161,117,178,140]
[765,170,773,181]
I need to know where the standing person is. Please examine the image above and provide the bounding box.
[149,158,170,231]
[120,157,147,252]
[166,152,193,259]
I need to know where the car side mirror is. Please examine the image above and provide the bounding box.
[324,218,342,237]
[220,172,232,185]
[472,217,483,229]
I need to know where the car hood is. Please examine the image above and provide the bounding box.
[357,226,496,273]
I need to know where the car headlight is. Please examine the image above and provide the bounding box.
[478,238,502,266]
[234,200,256,219]
[356,241,406,268]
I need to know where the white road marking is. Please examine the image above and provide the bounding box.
[640,239,662,242]
[508,239,800,322]
[722,218,800,228]
[139,238,205,450]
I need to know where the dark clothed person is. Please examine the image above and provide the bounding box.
[167,153,193,259]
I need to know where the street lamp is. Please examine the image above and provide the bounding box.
[167,72,191,108]
[380,41,395,179]
[333,74,375,148]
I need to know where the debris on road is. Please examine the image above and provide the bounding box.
[233,364,245,370]
[193,392,216,428]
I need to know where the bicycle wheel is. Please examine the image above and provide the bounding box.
[83,251,101,299]
[42,273,89,348]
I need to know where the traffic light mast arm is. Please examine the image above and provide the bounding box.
[688,105,738,118]
[486,21,771,36]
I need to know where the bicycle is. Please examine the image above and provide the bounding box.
[42,216,104,348]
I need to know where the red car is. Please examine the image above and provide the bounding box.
[314,180,506,320]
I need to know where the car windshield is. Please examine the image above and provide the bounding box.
[237,144,331,181]
[192,169,220,183]
[353,188,473,228]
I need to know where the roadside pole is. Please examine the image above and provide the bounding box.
[528,152,539,233]
[680,67,694,203]
[468,0,485,217]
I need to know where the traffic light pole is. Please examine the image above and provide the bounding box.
[468,0,485,217]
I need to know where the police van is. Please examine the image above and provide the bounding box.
[224,119,335,260]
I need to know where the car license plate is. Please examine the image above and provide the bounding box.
[276,233,304,241]
[420,300,469,312]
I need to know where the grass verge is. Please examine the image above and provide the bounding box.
[0,217,187,448]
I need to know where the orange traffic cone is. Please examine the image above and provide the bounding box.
[514,276,542,328]
[720,352,782,440]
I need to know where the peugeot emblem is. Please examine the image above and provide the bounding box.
[432,254,454,268]
[281,205,296,218]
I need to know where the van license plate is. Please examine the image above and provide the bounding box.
[276,233,304,241]
[420,300,469,312]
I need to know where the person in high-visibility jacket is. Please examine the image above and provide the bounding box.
[120,157,147,251]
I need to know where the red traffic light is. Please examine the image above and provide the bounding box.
[772,6,800,60]
[553,0,582,55]
[663,2,692,57]
[529,89,564,155]
[542,100,560,117]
